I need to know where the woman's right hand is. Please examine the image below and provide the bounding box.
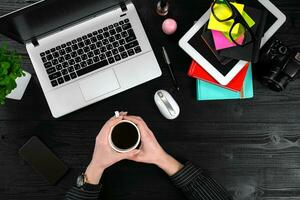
[124,115,183,176]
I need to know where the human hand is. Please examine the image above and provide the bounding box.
[85,112,138,184]
[124,115,183,176]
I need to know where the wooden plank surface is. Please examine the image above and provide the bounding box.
[1,0,300,199]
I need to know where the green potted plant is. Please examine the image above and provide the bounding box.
[0,44,31,104]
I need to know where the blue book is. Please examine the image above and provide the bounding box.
[196,64,254,101]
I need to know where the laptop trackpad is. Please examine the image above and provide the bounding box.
[79,69,120,101]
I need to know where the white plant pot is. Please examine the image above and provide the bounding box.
[6,71,31,100]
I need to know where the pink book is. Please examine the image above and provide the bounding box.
[212,30,244,50]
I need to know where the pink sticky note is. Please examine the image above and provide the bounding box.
[212,30,244,50]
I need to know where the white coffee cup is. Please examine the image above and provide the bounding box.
[108,120,141,153]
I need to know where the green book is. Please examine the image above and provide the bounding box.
[196,64,254,101]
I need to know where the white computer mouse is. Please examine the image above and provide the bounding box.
[154,90,180,120]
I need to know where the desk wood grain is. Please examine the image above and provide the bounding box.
[1,0,300,199]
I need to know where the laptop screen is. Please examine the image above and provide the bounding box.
[0,0,123,44]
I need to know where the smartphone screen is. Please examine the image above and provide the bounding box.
[19,136,68,185]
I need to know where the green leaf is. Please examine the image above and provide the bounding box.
[0,62,10,75]
[0,43,23,105]
[0,76,10,86]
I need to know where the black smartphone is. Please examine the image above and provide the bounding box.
[19,136,68,185]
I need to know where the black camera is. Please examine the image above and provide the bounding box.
[258,40,300,92]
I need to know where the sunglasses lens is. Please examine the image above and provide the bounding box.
[212,2,233,21]
[229,23,253,46]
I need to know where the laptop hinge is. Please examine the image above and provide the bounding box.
[31,38,39,47]
[120,1,127,12]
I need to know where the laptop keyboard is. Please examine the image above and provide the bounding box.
[39,19,142,87]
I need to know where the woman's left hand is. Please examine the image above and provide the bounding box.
[85,112,139,184]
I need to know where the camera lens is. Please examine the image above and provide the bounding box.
[261,67,280,83]
[277,75,290,90]
[268,80,284,92]
[262,75,289,92]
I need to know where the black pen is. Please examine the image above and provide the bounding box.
[162,46,180,91]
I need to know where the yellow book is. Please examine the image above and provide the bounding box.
[208,2,245,34]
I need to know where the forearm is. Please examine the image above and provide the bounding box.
[85,163,105,185]
[156,153,184,176]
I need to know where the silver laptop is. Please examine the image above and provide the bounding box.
[0,0,162,118]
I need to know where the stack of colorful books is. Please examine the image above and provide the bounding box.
[187,2,268,101]
[189,61,253,100]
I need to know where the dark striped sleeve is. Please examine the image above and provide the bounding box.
[65,186,101,200]
[170,162,232,200]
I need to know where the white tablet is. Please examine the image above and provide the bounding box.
[179,0,286,85]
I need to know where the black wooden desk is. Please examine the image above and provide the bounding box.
[1,0,300,199]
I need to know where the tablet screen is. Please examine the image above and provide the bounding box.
[188,23,239,76]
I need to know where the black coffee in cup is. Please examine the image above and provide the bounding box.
[109,120,140,152]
